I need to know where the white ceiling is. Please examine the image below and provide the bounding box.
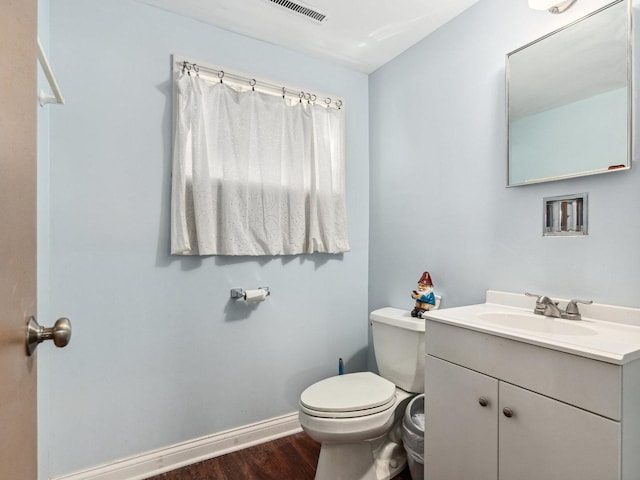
[138,0,480,73]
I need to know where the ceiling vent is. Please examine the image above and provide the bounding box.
[268,0,326,22]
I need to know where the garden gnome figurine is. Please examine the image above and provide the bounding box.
[411,272,435,318]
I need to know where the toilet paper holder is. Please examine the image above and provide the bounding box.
[230,287,270,300]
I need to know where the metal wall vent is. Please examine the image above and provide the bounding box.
[268,0,326,22]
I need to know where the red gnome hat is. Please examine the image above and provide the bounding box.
[418,272,433,286]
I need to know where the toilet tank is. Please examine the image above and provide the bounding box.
[370,307,426,393]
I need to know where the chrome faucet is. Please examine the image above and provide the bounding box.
[561,299,593,321]
[525,293,592,320]
[540,296,562,318]
[525,292,560,317]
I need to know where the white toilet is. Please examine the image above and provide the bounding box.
[298,307,428,480]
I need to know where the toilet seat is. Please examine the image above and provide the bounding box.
[300,372,397,418]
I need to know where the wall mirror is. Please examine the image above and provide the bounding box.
[506,0,631,186]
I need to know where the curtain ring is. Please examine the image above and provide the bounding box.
[310,94,317,103]
[299,91,304,103]
[249,79,256,91]
[218,70,225,83]
[282,87,286,99]
[193,64,200,77]
[304,92,311,103]
[335,99,343,109]
[324,97,331,106]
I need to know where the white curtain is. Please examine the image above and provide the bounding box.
[171,74,350,256]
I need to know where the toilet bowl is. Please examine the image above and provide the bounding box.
[299,372,413,480]
[299,307,431,480]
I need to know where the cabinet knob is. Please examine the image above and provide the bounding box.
[503,407,514,418]
[478,397,489,407]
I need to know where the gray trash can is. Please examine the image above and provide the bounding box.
[402,394,424,480]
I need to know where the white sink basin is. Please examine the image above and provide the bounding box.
[477,312,597,336]
[424,291,640,364]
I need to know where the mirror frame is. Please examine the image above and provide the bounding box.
[506,0,632,187]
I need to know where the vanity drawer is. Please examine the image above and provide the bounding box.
[426,320,622,420]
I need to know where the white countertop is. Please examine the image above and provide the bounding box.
[424,291,640,365]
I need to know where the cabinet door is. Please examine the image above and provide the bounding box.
[499,382,620,480]
[425,356,498,480]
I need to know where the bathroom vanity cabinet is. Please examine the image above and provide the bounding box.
[424,319,640,480]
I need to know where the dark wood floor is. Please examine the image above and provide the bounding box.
[145,432,413,480]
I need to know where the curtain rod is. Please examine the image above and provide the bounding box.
[37,37,64,106]
[176,60,343,110]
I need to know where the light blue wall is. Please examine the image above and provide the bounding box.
[369,0,640,335]
[45,0,369,475]
[42,0,640,476]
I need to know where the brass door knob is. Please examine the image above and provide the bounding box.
[26,316,72,356]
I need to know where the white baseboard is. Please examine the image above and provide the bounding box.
[53,412,302,480]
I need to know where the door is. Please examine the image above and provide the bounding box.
[425,355,498,480]
[0,0,38,477]
[499,381,620,480]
